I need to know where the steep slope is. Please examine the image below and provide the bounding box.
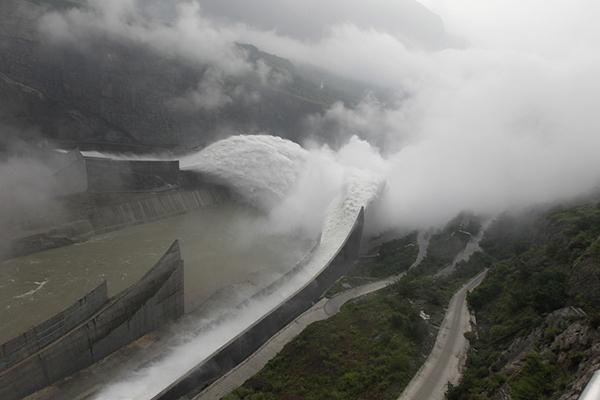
[0,0,364,151]
[448,202,600,400]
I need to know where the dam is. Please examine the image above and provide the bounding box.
[0,135,382,400]
[0,203,314,344]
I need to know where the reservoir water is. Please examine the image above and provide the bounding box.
[0,202,313,343]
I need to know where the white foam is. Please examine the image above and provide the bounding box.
[181,135,309,209]
[93,135,383,400]
[13,280,48,299]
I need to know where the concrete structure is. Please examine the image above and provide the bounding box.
[0,241,184,400]
[0,282,108,372]
[151,208,365,400]
[580,371,600,400]
[84,157,180,193]
[86,188,227,233]
[49,150,89,195]
[196,273,409,400]
[7,188,228,260]
[2,147,233,261]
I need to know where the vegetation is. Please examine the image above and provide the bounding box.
[398,251,491,308]
[225,286,430,400]
[356,232,420,278]
[414,212,481,276]
[225,201,600,400]
[329,213,481,297]
[226,219,488,400]
[447,201,600,400]
[327,232,419,296]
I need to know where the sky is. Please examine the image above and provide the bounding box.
[36,0,600,232]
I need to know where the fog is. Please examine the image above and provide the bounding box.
[198,0,457,49]
[36,0,600,234]
[228,0,600,230]
[0,156,58,246]
[10,2,598,398]
[0,129,68,257]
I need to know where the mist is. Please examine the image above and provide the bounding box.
[0,157,57,237]
[36,0,600,234]
[198,0,457,49]
[14,2,600,398]
[0,130,66,257]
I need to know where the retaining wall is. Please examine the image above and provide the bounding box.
[84,157,180,193]
[0,150,87,240]
[0,241,184,400]
[88,188,227,233]
[153,208,365,400]
[0,282,108,371]
[7,188,228,259]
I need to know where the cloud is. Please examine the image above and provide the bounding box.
[419,0,598,56]
[304,44,600,229]
[167,68,242,112]
[29,2,600,397]
[304,95,417,151]
[0,128,68,256]
[39,0,251,76]
[36,0,600,233]
[39,0,305,117]
[262,2,600,231]
[198,0,456,49]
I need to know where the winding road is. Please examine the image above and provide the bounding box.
[397,269,488,400]
[194,238,486,400]
[194,273,404,400]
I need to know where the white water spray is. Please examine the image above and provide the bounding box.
[181,135,309,209]
[94,134,383,400]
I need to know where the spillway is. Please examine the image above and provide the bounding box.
[2,134,383,400]
[89,135,383,400]
[0,202,313,345]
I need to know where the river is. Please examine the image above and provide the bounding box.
[0,202,313,343]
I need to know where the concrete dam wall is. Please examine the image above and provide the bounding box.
[0,282,108,371]
[84,157,180,193]
[87,188,227,233]
[4,150,230,261]
[0,241,185,400]
[152,207,365,400]
[50,150,89,195]
[8,188,228,260]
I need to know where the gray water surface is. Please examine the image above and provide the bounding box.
[0,203,312,343]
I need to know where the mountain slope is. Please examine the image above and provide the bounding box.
[0,0,365,151]
[448,202,600,400]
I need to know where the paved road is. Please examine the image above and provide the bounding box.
[194,274,405,400]
[398,270,488,400]
[194,234,435,400]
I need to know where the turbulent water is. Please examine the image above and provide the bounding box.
[94,135,384,400]
[0,204,313,343]
[181,135,308,209]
